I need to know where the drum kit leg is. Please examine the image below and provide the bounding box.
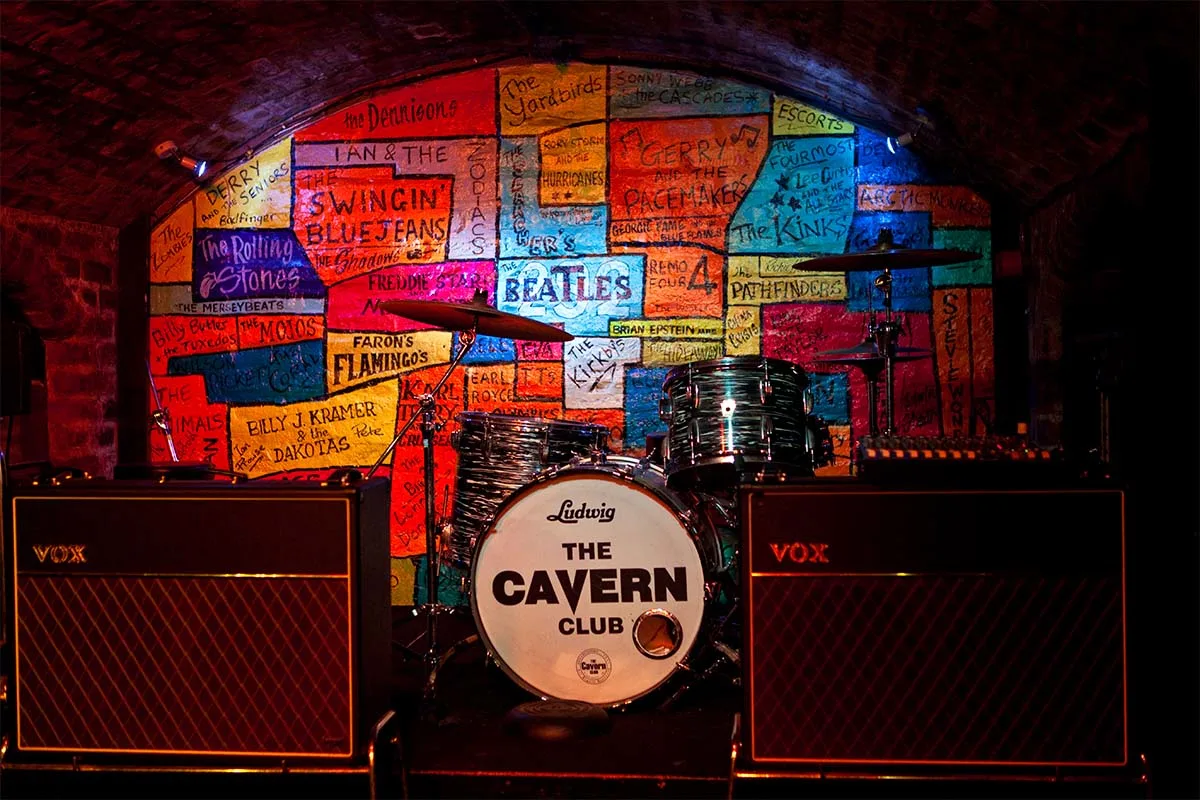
[365,323,478,699]
[366,290,576,710]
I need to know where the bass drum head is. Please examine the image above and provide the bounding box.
[470,465,707,707]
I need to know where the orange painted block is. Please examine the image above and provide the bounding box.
[464,364,517,410]
[969,287,996,435]
[517,362,563,400]
[396,365,466,449]
[618,245,723,318]
[814,424,852,477]
[147,375,230,472]
[610,115,769,250]
[150,203,193,283]
[237,315,325,349]
[857,184,990,228]
[933,289,973,436]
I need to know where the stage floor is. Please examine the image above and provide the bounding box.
[389,609,738,799]
[2,609,1150,799]
[386,611,1148,800]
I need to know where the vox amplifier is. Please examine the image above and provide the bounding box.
[2,477,391,764]
[740,482,1126,768]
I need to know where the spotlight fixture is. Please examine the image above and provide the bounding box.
[885,109,932,154]
[154,140,207,180]
[885,132,913,154]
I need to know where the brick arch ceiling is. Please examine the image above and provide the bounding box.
[1,0,1193,228]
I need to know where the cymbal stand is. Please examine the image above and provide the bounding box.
[366,325,477,707]
[147,361,180,462]
[859,359,883,438]
[145,361,247,480]
[871,268,903,435]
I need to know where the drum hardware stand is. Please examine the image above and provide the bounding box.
[144,361,246,481]
[870,268,905,436]
[658,604,742,711]
[366,325,477,712]
[147,361,180,463]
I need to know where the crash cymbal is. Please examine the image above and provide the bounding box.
[815,340,932,358]
[377,291,573,342]
[814,353,931,367]
[793,230,979,271]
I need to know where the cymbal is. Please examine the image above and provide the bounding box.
[814,353,931,367]
[376,291,573,342]
[793,230,979,271]
[815,341,932,358]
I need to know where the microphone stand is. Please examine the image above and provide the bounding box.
[366,323,477,709]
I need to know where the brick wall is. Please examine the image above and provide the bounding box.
[1023,137,1149,455]
[1,205,119,476]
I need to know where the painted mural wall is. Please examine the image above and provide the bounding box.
[147,63,994,603]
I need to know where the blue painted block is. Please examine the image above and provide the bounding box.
[848,210,931,252]
[729,137,856,255]
[931,228,992,286]
[168,339,326,404]
[847,267,931,313]
[458,333,517,364]
[496,254,646,337]
[414,556,469,606]
[855,129,927,185]
[624,366,672,448]
[806,371,851,425]
[499,138,608,259]
[192,229,324,302]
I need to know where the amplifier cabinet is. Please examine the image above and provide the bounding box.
[3,478,391,763]
[741,483,1126,768]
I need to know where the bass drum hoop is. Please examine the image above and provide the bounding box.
[468,457,716,708]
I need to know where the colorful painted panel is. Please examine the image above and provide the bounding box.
[147,64,994,602]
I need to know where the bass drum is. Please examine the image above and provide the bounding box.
[470,456,719,707]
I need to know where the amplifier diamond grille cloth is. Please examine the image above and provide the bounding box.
[17,575,351,755]
[751,575,1124,764]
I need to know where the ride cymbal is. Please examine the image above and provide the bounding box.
[814,341,932,358]
[813,353,931,366]
[793,229,979,271]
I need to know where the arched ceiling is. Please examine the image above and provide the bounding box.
[1,0,1194,228]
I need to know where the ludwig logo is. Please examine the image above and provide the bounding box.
[769,542,830,564]
[576,648,612,684]
[33,544,88,564]
[546,499,615,524]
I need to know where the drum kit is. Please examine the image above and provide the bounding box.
[365,230,978,711]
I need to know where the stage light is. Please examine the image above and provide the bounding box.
[886,132,914,154]
[154,140,208,180]
[886,109,933,154]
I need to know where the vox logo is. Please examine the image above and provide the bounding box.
[769,542,830,564]
[32,544,87,565]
